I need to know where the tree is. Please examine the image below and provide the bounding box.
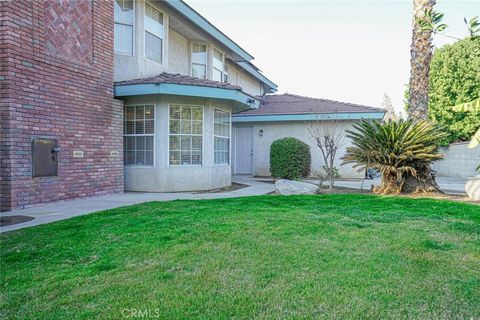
[381,94,398,121]
[342,119,447,194]
[452,98,480,172]
[407,0,437,121]
[308,120,344,190]
[428,37,480,144]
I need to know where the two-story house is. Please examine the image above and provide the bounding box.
[0,0,276,211]
[113,0,277,193]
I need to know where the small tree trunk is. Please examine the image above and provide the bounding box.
[373,172,402,194]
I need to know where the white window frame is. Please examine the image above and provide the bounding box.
[114,0,135,56]
[168,104,205,167]
[212,48,225,83]
[144,2,164,65]
[124,104,155,167]
[191,42,208,79]
[213,108,231,165]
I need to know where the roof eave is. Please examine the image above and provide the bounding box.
[114,83,260,111]
[165,0,253,61]
[232,112,386,123]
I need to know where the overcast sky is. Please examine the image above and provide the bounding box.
[188,0,480,114]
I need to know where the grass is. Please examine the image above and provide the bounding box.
[1,194,479,319]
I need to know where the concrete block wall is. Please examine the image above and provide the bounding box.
[432,142,480,179]
[0,0,124,211]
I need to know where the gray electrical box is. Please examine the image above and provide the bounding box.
[32,138,59,177]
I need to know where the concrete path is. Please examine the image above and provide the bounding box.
[329,176,468,195]
[0,175,274,233]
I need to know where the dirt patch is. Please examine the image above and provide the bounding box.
[0,215,35,227]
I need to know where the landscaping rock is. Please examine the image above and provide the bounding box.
[465,177,480,200]
[275,179,319,195]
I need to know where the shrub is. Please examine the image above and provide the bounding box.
[270,137,311,180]
[342,119,447,194]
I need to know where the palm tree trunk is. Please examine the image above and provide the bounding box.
[408,0,436,121]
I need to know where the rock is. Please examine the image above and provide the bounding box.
[465,177,480,200]
[275,179,319,195]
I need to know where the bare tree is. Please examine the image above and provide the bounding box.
[381,93,398,121]
[308,120,345,190]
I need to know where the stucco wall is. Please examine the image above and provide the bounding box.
[113,0,265,97]
[432,142,480,178]
[233,121,363,178]
[121,95,233,192]
[226,61,264,97]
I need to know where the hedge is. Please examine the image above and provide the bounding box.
[270,137,311,180]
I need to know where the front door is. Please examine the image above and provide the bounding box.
[234,127,253,174]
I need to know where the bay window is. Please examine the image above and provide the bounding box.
[212,49,224,82]
[169,105,203,165]
[214,109,230,165]
[145,3,164,64]
[124,105,154,166]
[191,43,207,79]
[114,0,134,55]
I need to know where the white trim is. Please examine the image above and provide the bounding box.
[167,104,205,167]
[123,104,156,167]
[144,1,165,65]
[213,108,231,165]
[114,0,135,56]
[190,42,208,79]
[212,47,225,83]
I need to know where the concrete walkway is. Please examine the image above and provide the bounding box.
[0,175,274,233]
[330,176,468,195]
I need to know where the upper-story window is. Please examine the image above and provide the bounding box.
[114,0,134,55]
[212,49,224,82]
[223,65,229,83]
[145,3,164,64]
[191,43,207,79]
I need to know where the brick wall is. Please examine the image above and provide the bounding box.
[0,0,124,211]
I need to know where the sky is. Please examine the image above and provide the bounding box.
[188,0,480,114]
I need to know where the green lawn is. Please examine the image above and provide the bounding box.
[1,194,479,319]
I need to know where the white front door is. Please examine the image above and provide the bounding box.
[234,127,253,174]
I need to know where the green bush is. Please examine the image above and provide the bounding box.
[405,37,480,144]
[270,137,311,179]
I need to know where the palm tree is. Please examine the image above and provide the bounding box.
[408,0,436,120]
[342,119,447,194]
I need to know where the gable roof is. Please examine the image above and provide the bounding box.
[232,94,385,122]
[164,0,277,93]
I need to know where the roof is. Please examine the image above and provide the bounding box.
[232,94,385,123]
[235,94,385,116]
[164,0,277,93]
[114,73,260,111]
[115,73,243,91]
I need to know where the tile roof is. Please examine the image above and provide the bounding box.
[115,72,243,91]
[234,93,385,116]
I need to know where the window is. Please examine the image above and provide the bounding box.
[169,105,203,165]
[223,65,229,83]
[145,3,163,64]
[124,105,154,166]
[214,109,230,165]
[191,43,207,79]
[114,0,134,55]
[212,49,224,82]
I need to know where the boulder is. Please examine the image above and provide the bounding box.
[275,179,319,195]
[465,177,480,201]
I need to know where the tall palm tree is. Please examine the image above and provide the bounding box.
[408,0,436,121]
